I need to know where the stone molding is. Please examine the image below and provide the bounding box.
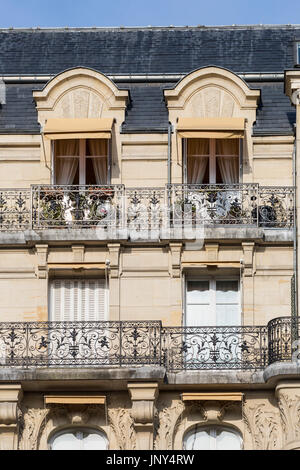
[0,384,23,450]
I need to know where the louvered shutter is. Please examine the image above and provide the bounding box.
[50,278,107,321]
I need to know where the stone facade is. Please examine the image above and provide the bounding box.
[0,26,300,450]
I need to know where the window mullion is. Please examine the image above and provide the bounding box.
[79,139,86,185]
[209,139,216,184]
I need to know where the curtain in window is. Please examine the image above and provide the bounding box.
[87,139,108,185]
[216,139,239,184]
[55,139,79,185]
[187,139,209,184]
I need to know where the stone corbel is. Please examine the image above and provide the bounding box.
[127,383,158,450]
[0,384,23,450]
[107,244,121,278]
[276,381,300,450]
[71,245,85,263]
[35,244,48,279]
[242,242,255,277]
[169,243,182,278]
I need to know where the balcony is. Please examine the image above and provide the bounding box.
[0,316,298,371]
[0,184,295,240]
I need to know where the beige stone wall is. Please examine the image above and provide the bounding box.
[0,243,293,326]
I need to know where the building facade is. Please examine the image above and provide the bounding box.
[0,25,300,450]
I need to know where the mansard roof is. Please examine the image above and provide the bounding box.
[0,25,299,75]
[0,25,298,136]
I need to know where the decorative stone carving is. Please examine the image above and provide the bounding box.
[154,400,185,450]
[107,406,136,450]
[127,383,158,450]
[18,406,49,450]
[19,402,107,450]
[243,400,281,450]
[276,382,300,450]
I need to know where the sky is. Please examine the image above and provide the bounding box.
[0,0,299,28]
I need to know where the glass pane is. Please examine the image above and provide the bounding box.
[82,433,107,450]
[86,139,107,157]
[55,139,80,157]
[186,304,213,327]
[51,432,80,450]
[216,304,240,326]
[298,44,300,64]
[216,139,239,156]
[187,139,209,156]
[216,280,238,304]
[184,429,210,450]
[217,429,241,450]
[187,281,210,304]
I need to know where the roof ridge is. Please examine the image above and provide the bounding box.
[0,24,300,32]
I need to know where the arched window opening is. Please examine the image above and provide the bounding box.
[50,428,108,450]
[183,425,242,450]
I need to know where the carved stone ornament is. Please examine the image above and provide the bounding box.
[243,400,282,450]
[18,403,106,450]
[276,383,300,450]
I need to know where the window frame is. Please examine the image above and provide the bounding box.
[183,425,243,450]
[183,137,243,184]
[52,138,111,185]
[185,275,241,327]
[49,427,108,450]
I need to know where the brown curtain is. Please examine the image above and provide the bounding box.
[187,139,209,184]
[55,139,79,185]
[87,139,108,185]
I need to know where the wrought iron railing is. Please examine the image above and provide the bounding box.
[162,325,269,370]
[0,321,162,367]
[0,317,299,370]
[0,184,295,232]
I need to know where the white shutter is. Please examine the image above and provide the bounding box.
[50,278,107,322]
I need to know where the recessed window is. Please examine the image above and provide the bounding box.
[54,138,109,185]
[50,428,108,450]
[297,43,300,65]
[183,425,242,450]
[185,138,240,184]
[186,278,240,327]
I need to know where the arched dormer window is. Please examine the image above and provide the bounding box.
[183,425,242,450]
[49,427,108,450]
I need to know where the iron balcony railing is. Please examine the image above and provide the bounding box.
[0,316,298,370]
[0,184,295,232]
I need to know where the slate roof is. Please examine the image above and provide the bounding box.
[0,26,299,75]
[0,26,298,135]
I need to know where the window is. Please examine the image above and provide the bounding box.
[183,426,242,450]
[49,278,108,322]
[185,138,240,184]
[297,43,300,65]
[50,428,108,450]
[185,278,240,327]
[54,138,109,185]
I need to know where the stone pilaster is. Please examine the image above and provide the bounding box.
[0,384,23,450]
[127,383,158,450]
